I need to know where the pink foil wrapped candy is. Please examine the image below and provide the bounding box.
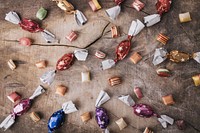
[0,86,45,130]
[133,104,157,118]
[156,0,172,16]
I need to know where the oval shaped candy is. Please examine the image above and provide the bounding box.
[156,68,170,77]
[133,104,156,118]
[36,7,47,20]
[19,37,32,46]
[48,109,65,132]
[168,50,190,63]
[56,53,74,71]
[95,107,109,129]
[19,18,43,33]
[115,40,131,62]
[12,99,32,116]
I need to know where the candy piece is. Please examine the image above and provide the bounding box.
[62,101,78,114]
[179,12,192,23]
[158,117,167,128]
[161,115,174,125]
[169,50,190,63]
[109,77,121,86]
[101,59,115,70]
[193,52,200,63]
[143,127,153,133]
[65,31,78,42]
[36,7,47,20]
[30,112,40,122]
[95,90,110,107]
[192,74,200,86]
[156,68,170,77]
[162,94,175,105]
[118,95,135,106]
[56,53,74,71]
[144,14,161,27]
[7,59,16,70]
[152,48,168,65]
[56,85,67,96]
[54,0,75,14]
[157,33,169,45]
[40,70,56,85]
[114,0,125,5]
[133,104,156,118]
[156,0,172,15]
[19,37,31,46]
[88,0,101,11]
[134,87,143,99]
[80,112,91,122]
[41,29,58,43]
[130,52,142,64]
[75,10,87,26]
[128,19,145,36]
[111,26,120,38]
[132,0,145,11]
[95,107,109,129]
[105,5,121,20]
[74,49,88,61]
[81,71,90,82]
[104,129,110,133]
[115,40,131,61]
[5,11,21,24]
[176,120,186,130]
[115,118,127,130]
[7,92,21,103]
[35,60,47,69]
[95,50,106,59]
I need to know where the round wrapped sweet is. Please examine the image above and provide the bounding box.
[12,98,32,116]
[19,18,43,33]
[133,104,156,118]
[95,107,109,129]
[156,0,172,15]
[48,109,65,132]
[19,37,32,46]
[115,40,131,62]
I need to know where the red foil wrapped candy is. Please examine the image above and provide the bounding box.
[156,0,172,15]
[56,53,74,71]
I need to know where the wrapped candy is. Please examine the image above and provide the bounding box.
[158,115,174,128]
[51,0,87,26]
[95,90,110,131]
[118,95,135,106]
[153,48,200,65]
[5,11,58,43]
[144,14,161,27]
[56,53,74,70]
[19,37,32,46]
[132,0,145,11]
[40,70,57,85]
[0,85,45,130]
[74,49,88,61]
[156,0,172,16]
[48,101,78,132]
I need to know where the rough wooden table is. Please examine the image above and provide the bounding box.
[0,0,200,133]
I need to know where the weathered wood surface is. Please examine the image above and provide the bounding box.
[0,0,200,133]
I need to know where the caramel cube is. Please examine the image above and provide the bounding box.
[30,112,40,122]
[56,85,67,96]
[192,74,200,86]
[115,118,127,130]
[162,94,175,105]
[80,112,91,122]
[130,52,142,64]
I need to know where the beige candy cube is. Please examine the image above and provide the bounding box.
[179,12,192,23]
[115,118,127,130]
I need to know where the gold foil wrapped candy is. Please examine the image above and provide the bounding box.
[168,50,190,63]
[192,74,200,86]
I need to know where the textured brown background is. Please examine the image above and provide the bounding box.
[0,0,200,133]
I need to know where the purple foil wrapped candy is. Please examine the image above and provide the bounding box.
[133,104,157,118]
[95,107,110,129]
[0,85,45,131]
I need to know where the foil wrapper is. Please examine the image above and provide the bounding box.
[40,70,56,85]
[152,48,168,65]
[158,115,174,128]
[106,5,121,20]
[101,59,115,70]
[115,40,131,62]
[56,53,74,71]
[128,19,145,36]
[0,86,45,131]
[156,0,172,15]
[133,104,157,118]
[74,49,88,61]
[95,90,110,107]
[41,30,58,43]
[144,14,161,27]
[118,95,135,106]
[95,107,110,129]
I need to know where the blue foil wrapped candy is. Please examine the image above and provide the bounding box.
[47,101,78,133]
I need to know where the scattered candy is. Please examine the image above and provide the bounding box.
[19,37,32,46]
[7,92,21,103]
[36,7,47,20]
[74,49,88,61]
[115,118,127,130]
[132,0,145,11]
[0,85,45,130]
[48,101,78,132]
[192,74,200,86]
[158,115,174,128]
[40,70,56,85]
[144,14,161,27]
[133,104,157,118]
[95,50,106,59]
[130,52,142,64]
[118,95,135,106]
[111,26,120,38]
[158,117,167,128]
[162,94,175,105]
[88,0,102,12]
[56,53,74,71]
[109,77,122,86]
[143,127,153,133]
[56,85,67,96]
[156,68,170,77]
[95,90,110,108]
[81,71,90,82]
[179,12,192,23]
[35,60,47,69]
[66,31,78,42]
[7,59,16,70]
[80,112,91,122]
[176,120,186,130]
[30,112,40,122]
[157,33,169,45]
[156,0,172,16]
[101,59,115,70]
[134,87,143,99]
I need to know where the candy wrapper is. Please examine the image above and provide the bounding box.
[74,49,88,61]
[51,0,87,26]
[5,11,58,43]
[0,85,45,130]
[158,115,174,128]
[144,14,161,27]
[95,90,110,131]
[101,59,116,70]
[48,101,78,132]
[40,70,57,85]
[118,95,135,106]
[153,48,200,65]
[156,0,172,16]
[105,0,125,20]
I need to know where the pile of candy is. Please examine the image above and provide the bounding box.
[1,0,198,132]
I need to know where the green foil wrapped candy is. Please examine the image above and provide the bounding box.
[36,7,47,20]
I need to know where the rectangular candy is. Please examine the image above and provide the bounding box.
[88,0,101,12]
[132,0,145,11]
[30,112,40,122]
[157,33,169,45]
[179,12,192,23]
[35,60,47,69]
[192,74,200,86]
[134,87,143,99]
[65,31,77,42]
[162,94,175,105]
[7,59,16,70]
[111,26,120,38]
[7,92,21,103]
[115,118,127,130]
[109,77,121,86]
[130,52,142,64]
[81,71,90,82]
[80,112,91,122]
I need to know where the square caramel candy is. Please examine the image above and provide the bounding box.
[65,31,78,42]
[7,59,16,70]
[162,94,175,105]
[179,12,192,23]
[88,0,101,12]
[35,60,47,69]
[192,74,200,86]
[81,71,90,82]
[7,92,21,103]
[80,112,91,122]
[109,77,121,86]
[56,85,67,96]
[111,26,120,38]
[130,52,142,64]
[157,33,169,45]
[30,112,40,122]
[115,118,127,130]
